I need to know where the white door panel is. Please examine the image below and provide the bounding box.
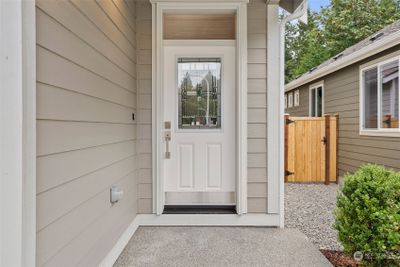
[163,45,236,205]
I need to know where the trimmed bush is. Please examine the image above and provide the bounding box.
[334,164,400,265]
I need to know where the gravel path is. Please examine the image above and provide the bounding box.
[285,183,343,251]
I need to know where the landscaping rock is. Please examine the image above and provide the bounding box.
[285,183,343,251]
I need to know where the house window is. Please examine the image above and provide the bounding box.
[288,92,293,108]
[294,90,300,106]
[285,94,288,109]
[361,57,400,136]
[309,83,324,117]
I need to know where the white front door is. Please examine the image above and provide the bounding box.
[163,43,236,206]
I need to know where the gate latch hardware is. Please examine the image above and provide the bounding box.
[321,136,327,145]
[285,170,294,176]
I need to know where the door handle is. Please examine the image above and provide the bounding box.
[165,131,171,159]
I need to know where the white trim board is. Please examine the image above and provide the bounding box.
[308,82,324,117]
[0,1,36,266]
[285,31,400,91]
[151,1,248,215]
[266,4,282,221]
[100,213,280,267]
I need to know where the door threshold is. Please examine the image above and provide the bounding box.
[163,205,236,214]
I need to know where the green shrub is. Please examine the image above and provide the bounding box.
[334,164,400,265]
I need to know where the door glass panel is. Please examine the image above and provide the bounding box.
[380,61,399,128]
[178,58,222,129]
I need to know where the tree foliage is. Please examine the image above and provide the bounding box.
[285,0,400,83]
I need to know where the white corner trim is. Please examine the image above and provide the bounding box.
[285,31,400,91]
[99,218,140,267]
[0,1,36,266]
[267,4,281,218]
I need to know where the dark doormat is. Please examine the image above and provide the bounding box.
[163,205,236,214]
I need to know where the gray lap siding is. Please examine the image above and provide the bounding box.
[285,45,400,176]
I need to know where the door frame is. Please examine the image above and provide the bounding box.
[151,0,248,215]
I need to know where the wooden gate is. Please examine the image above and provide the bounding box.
[285,115,338,184]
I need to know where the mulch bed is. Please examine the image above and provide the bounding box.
[320,250,359,267]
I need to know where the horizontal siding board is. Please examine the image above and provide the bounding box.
[248,153,267,168]
[36,0,136,76]
[112,0,136,31]
[70,0,136,61]
[248,123,267,138]
[37,47,135,108]
[37,84,134,124]
[37,141,135,193]
[96,0,136,46]
[37,158,135,231]
[248,167,267,183]
[248,139,267,153]
[248,183,267,197]
[36,8,136,91]
[42,185,136,267]
[138,198,152,213]
[37,120,134,156]
[36,0,137,265]
[248,79,267,93]
[247,198,267,213]
[248,93,267,108]
[37,175,136,266]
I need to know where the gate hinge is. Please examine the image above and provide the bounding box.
[285,170,294,176]
[286,118,295,125]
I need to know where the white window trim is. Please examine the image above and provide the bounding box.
[288,92,293,108]
[284,94,288,109]
[308,81,324,117]
[294,89,300,106]
[359,55,400,137]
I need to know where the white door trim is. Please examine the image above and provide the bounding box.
[151,1,248,215]
[0,1,36,266]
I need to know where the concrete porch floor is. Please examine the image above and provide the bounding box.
[114,227,332,267]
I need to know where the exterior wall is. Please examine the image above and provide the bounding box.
[247,0,268,213]
[285,84,309,116]
[285,45,400,176]
[35,0,137,266]
[136,0,153,213]
[136,0,269,213]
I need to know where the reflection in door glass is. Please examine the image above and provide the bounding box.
[178,58,222,129]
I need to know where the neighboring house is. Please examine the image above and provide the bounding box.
[1,0,307,266]
[285,20,400,176]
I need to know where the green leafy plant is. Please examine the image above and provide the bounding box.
[335,164,400,266]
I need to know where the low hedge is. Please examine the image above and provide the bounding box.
[334,164,400,266]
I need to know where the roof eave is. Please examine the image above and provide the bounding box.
[285,31,400,92]
[277,0,304,13]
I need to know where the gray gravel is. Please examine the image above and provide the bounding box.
[285,183,343,251]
